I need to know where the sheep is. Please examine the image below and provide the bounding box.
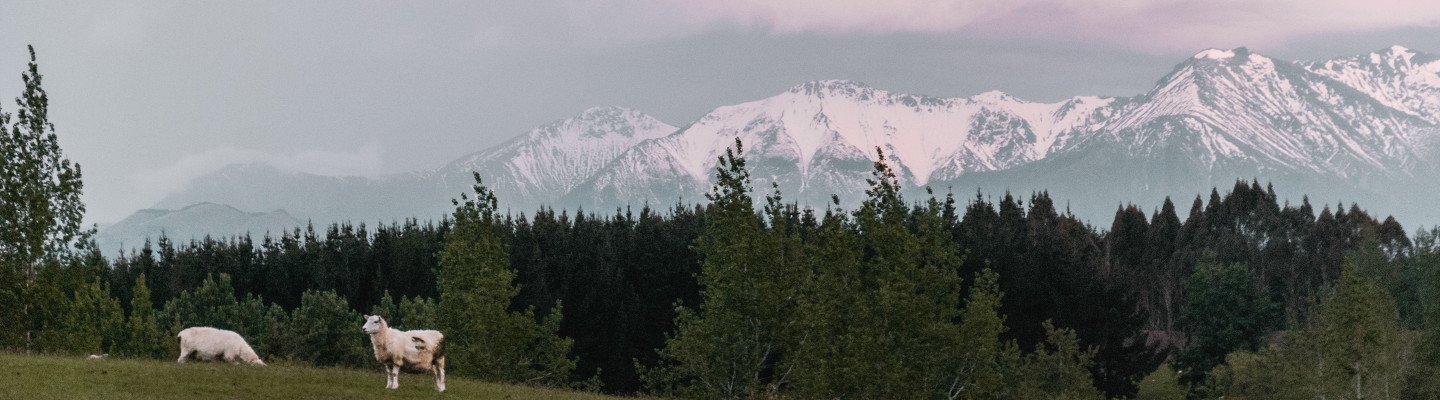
[361,315,446,392]
[176,327,266,366]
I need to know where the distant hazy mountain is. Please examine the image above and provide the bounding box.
[132,45,1440,241]
[95,202,301,255]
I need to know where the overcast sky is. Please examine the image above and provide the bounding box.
[1,1,1437,223]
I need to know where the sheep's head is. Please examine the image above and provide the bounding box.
[362,315,387,334]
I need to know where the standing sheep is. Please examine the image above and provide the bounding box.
[176,327,265,365]
[362,315,446,392]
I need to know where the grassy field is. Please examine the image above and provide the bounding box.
[0,353,627,399]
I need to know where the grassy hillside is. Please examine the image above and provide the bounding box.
[0,353,626,400]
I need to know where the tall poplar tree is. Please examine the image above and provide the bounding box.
[0,45,89,350]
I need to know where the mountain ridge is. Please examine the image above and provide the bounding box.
[113,44,1440,253]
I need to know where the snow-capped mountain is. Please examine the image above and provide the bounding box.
[127,44,1440,248]
[431,106,677,206]
[569,80,1114,208]
[1305,46,1440,125]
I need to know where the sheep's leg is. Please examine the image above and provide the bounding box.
[176,348,192,363]
[434,357,446,392]
[388,365,400,389]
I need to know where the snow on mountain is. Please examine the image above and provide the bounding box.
[1304,45,1440,124]
[140,44,1440,235]
[433,106,677,206]
[1088,47,1435,178]
[570,80,1113,208]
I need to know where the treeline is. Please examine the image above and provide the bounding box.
[10,163,1439,398]
[5,46,1440,399]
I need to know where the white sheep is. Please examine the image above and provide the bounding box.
[176,327,266,366]
[361,315,446,392]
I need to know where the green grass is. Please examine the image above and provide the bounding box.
[0,353,627,400]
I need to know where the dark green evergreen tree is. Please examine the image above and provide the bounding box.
[1176,254,1276,383]
[119,274,162,358]
[289,289,365,367]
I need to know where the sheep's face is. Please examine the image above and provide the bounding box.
[362,315,385,334]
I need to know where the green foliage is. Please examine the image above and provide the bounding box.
[788,148,966,398]
[156,273,285,360]
[34,278,123,355]
[1176,254,1275,382]
[0,45,89,279]
[648,139,808,398]
[288,290,365,367]
[1134,364,1185,400]
[1311,255,1408,398]
[158,274,241,334]
[1406,226,1440,399]
[118,274,162,358]
[1211,241,1412,399]
[953,268,1007,399]
[397,295,438,330]
[1009,322,1103,400]
[370,291,402,327]
[787,207,864,398]
[438,173,575,385]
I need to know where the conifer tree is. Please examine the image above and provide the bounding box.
[120,274,162,358]
[438,173,574,384]
[289,289,365,367]
[952,268,1007,399]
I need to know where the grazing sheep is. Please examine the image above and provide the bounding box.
[176,327,265,366]
[362,315,446,392]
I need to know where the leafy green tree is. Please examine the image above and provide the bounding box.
[788,206,865,398]
[1311,252,1408,398]
[396,295,436,329]
[0,46,90,351]
[438,173,574,385]
[1176,254,1276,383]
[369,290,402,327]
[289,289,365,367]
[1010,322,1104,400]
[648,139,806,398]
[1406,227,1440,399]
[35,279,122,355]
[119,274,162,358]
[1215,242,1412,399]
[158,273,240,334]
[0,45,89,280]
[788,148,965,398]
[1134,364,1186,400]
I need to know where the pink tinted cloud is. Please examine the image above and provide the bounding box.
[645,0,1440,51]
